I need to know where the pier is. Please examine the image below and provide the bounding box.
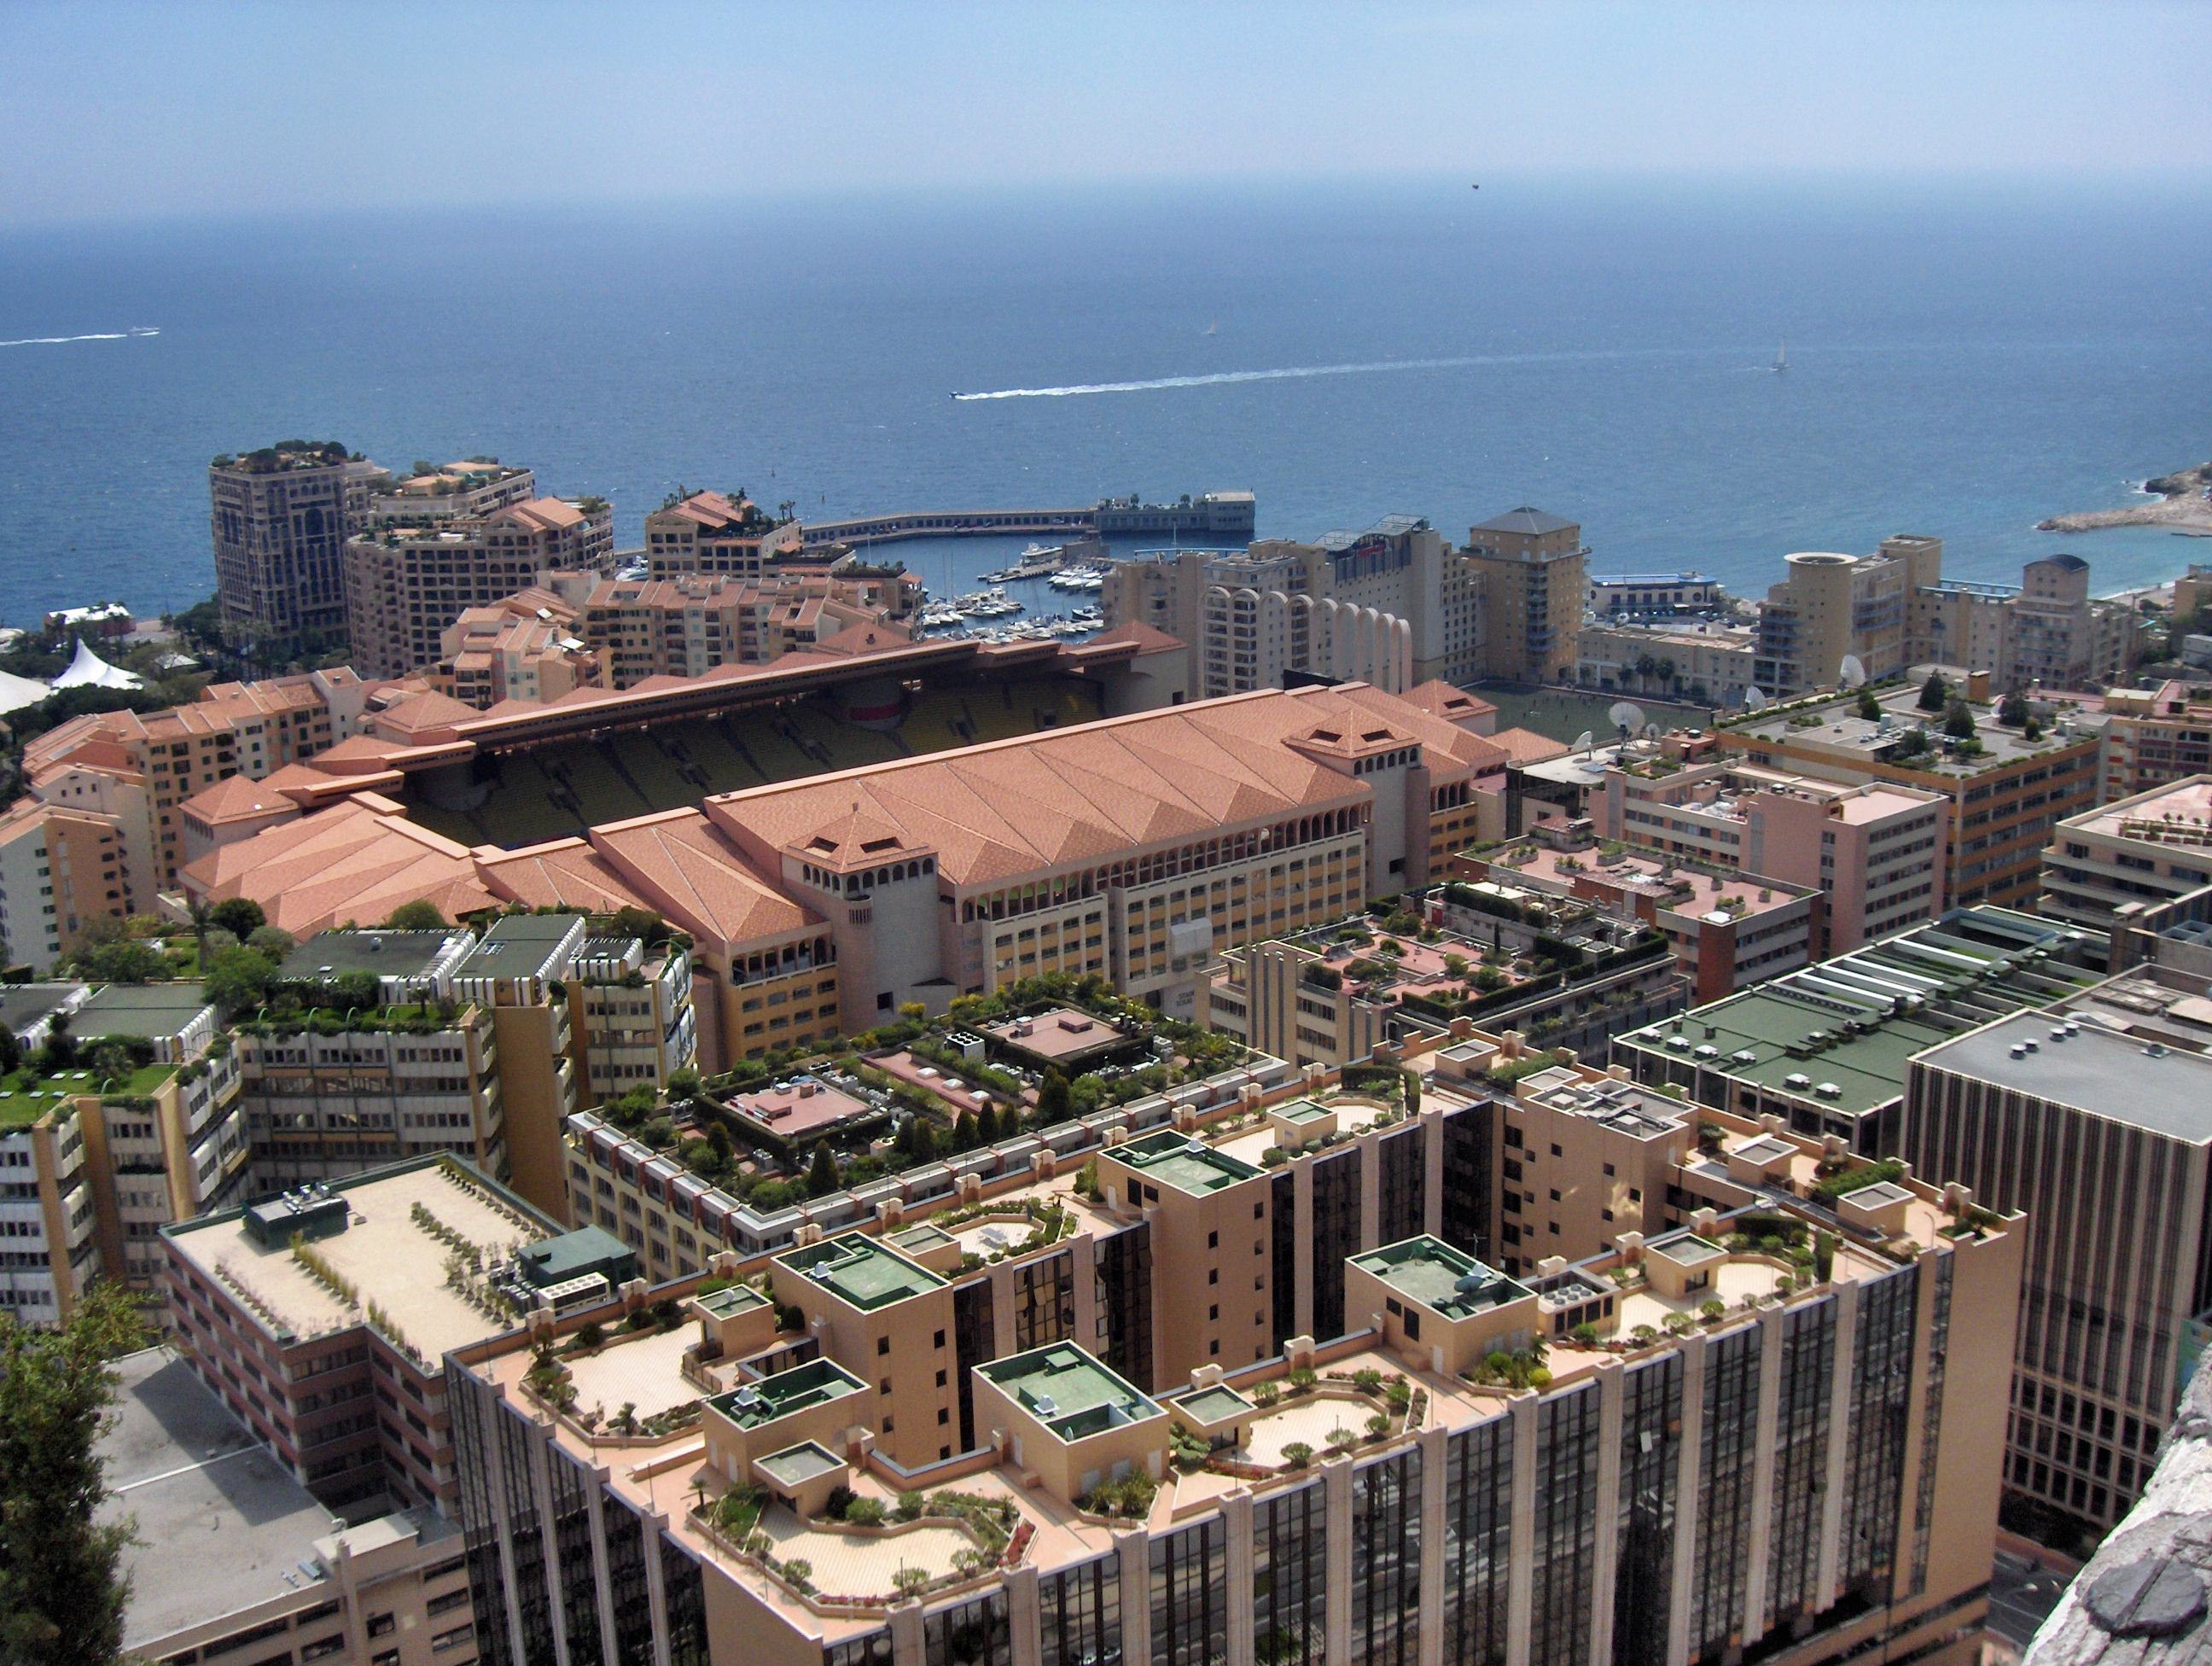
[800,490,1255,549]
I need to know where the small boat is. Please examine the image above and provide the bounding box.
[1773,340,1787,373]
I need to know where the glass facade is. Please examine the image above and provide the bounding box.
[924,1591,1013,1666]
[1150,1516,1228,1666]
[1016,1248,1078,1352]
[1377,1126,1426,1249]
[954,1276,998,1452]
[1529,1384,1601,1666]
[1912,1255,1953,1595]
[1272,1171,1299,1353]
[1439,1104,1493,1261]
[1254,1483,1327,1666]
[1692,1325,1762,1663]
[1041,1552,1124,1666]
[1767,1298,1837,1625]
[1614,1356,1683,1666]
[1841,1264,1919,1600]
[1352,1448,1423,1666]
[1442,1415,1512,1666]
[1310,1149,1362,1343]
[827,1631,896,1666]
[1098,1223,1155,1393]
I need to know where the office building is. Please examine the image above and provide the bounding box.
[1591,748,1951,954]
[211,441,389,646]
[1713,669,2102,910]
[1462,506,1588,682]
[0,799,130,971]
[1912,554,2139,691]
[342,495,617,680]
[1613,905,2108,1150]
[448,1028,2016,1666]
[2040,776,2212,931]
[1900,964,2212,1535]
[162,1155,573,1511]
[103,1346,480,1666]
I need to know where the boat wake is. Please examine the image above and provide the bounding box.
[952,347,1671,400]
[0,326,160,349]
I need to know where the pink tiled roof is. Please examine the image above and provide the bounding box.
[589,810,816,948]
[183,794,496,936]
[476,837,651,913]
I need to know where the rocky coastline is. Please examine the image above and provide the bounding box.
[2040,461,2212,535]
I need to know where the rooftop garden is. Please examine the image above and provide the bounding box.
[0,1022,176,1127]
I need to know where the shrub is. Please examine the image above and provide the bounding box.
[1350,1367,1384,1395]
[845,1496,887,1527]
[1286,1366,1318,1395]
[895,1490,926,1521]
[1365,1411,1392,1439]
[1281,1442,1314,1469]
[1570,1321,1601,1344]
[1699,1298,1726,1321]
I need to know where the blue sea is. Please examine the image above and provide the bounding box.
[2,175,2209,627]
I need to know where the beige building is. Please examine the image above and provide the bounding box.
[1749,536,1941,694]
[1901,964,2212,1535]
[211,442,388,646]
[0,799,129,970]
[434,592,605,709]
[1462,505,1588,682]
[2093,680,2212,801]
[342,495,616,679]
[363,457,538,525]
[1592,749,1951,954]
[643,490,806,578]
[1575,616,1761,708]
[1914,553,2139,690]
[2040,775,2212,931]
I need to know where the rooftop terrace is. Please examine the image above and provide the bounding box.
[1353,1235,1532,1319]
[1719,678,2094,776]
[777,1232,945,1310]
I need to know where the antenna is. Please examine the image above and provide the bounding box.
[1838,654,1867,690]
[1573,729,1595,756]
[1608,701,1644,741]
[1744,685,1768,711]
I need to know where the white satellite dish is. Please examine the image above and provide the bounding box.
[1744,685,1769,710]
[1572,729,1595,756]
[1838,655,1867,690]
[1608,701,1645,737]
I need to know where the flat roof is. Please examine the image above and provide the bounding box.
[1115,1128,1262,1194]
[731,1076,873,1138]
[697,1282,770,1318]
[1173,1384,1255,1424]
[0,982,79,1034]
[712,1357,866,1428]
[2062,777,2212,845]
[1272,1098,1330,1124]
[1648,1232,1726,1268]
[1353,1235,1532,1319]
[457,912,581,977]
[756,1440,847,1488]
[99,1349,365,1648]
[165,1157,557,1358]
[1914,1012,2212,1143]
[1720,679,2092,775]
[977,1343,1162,1442]
[777,1232,945,1310]
[278,927,465,982]
[981,1006,1132,1062]
[73,981,212,1037]
[1615,907,2102,1116]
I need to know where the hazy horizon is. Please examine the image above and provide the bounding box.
[3,1,2208,230]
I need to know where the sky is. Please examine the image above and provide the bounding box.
[2,1,2209,226]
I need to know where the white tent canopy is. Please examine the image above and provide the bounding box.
[49,638,143,692]
[0,667,51,715]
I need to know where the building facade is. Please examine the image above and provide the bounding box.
[0,799,129,970]
[1463,507,1588,683]
[212,443,388,646]
[2040,776,2212,931]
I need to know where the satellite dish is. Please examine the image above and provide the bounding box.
[1572,730,1595,756]
[1608,701,1644,737]
[1744,685,1768,710]
[1838,655,1867,690]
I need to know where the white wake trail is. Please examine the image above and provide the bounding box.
[0,328,159,349]
[952,347,1662,401]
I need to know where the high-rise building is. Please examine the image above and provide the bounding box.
[0,800,129,971]
[210,442,388,647]
[1912,553,2139,691]
[342,496,616,680]
[643,490,806,578]
[1900,960,2212,1535]
[2040,776,2212,931]
[451,1034,2016,1666]
[1462,506,1588,682]
[2092,681,2212,801]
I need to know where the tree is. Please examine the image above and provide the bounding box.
[1942,698,1977,741]
[666,1067,702,1104]
[1998,690,2029,728]
[207,898,266,940]
[1855,688,1882,721]
[1917,670,1949,713]
[383,900,447,930]
[0,1021,18,1075]
[1035,1069,1073,1125]
[202,945,278,1015]
[806,1145,840,1197]
[953,1110,979,1150]
[72,939,166,986]
[245,925,296,959]
[84,1040,136,1087]
[0,1281,148,1666]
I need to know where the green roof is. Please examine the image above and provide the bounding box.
[978,1343,1162,1442]
[1615,907,2104,1117]
[697,1284,770,1319]
[712,1358,866,1428]
[73,982,212,1039]
[1353,1235,1532,1319]
[1173,1385,1254,1425]
[1271,1098,1330,1124]
[778,1232,945,1310]
[516,1225,637,1290]
[1115,1129,1262,1195]
[1,1060,173,1127]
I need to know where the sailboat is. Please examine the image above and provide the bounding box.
[1773,340,1788,373]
